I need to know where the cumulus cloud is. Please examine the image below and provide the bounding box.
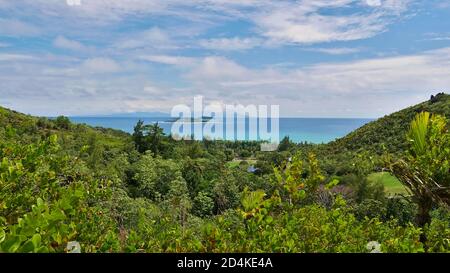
[0,0,442,118]
[2,44,450,116]
[176,47,450,116]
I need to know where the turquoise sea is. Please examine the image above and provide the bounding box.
[69,117,373,144]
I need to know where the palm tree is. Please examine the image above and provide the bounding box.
[390,112,450,244]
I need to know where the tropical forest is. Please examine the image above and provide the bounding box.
[0,93,449,253]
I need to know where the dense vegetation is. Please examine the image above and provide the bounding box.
[0,94,449,253]
[327,92,450,155]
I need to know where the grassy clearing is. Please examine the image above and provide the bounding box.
[368,172,409,195]
[226,159,257,169]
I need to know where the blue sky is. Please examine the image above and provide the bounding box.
[0,0,449,117]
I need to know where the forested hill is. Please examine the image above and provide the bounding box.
[1,97,449,253]
[0,106,131,157]
[325,93,450,155]
[1,93,449,156]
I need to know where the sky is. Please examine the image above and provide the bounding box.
[0,0,449,117]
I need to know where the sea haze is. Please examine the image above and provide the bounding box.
[68,117,373,144]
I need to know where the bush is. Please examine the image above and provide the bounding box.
[192,192,214,217]
[55,116,71,130]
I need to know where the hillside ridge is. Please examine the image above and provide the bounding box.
[326,92,450,154]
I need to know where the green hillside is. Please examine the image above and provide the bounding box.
[0,106,131,153]
[0,99,449,253]
[326,93,450,155]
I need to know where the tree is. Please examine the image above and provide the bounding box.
[132,120,146,153]
[166,177,192,226]
[192,191,214,217]
[55,116,71,130]
[278,136,294,152]
[389,112,450,243]
[182,158,205,197]
[144,122,165,156]
[213,174,240,213]
[86,132,104,169]
[133,153,182,200]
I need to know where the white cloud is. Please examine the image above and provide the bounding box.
[0,19,41,37]
[0,0,412,46]
[199,37,262,51]
[365,0,382,7]
[1,47,449,117]
[0,0,441,117]
[53,36,91,52]
[179,47,450,116]
[422,32,450,41]
[81,58,121,74]
[186,56,251,81]
[115,27,178,50]
[254,5,398,44]
[0,42,10,48]
[139,55,196,66]
[0,54,36,62]
[304,47,363,55]
[42,57,122,76]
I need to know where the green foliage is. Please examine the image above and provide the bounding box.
[273,153,325,205]
[132,121,168,156]
[0,134,118,253]
[132,152,181,200]
[327,93,450,155]
[1,101,449,253]
[55,116,71,130]
[390,112,450,230]
[192,192,214,218]
[408,112,430,155]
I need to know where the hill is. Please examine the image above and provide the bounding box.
[1,98,449,253]
[0,106,131,160]
[325,93,450,155]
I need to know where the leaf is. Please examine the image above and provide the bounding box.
[326,179,340,190]
[0,228,5,243]
[49,134,58,144]
[20,240,35,253]
[31,234,41,248]
[408,111,430,156]
[2,235,23,253]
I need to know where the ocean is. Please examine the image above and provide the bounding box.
[69,117,373,144]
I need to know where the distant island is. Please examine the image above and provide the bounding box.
[165,116,214,123]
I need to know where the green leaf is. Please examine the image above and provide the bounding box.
[49,134,58,144]
[326,179,340,190]
[31,234,41,248]
[2,235,23,253]
[21,240,35,253]
[36,198,44,208]
[0,228,5,243]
